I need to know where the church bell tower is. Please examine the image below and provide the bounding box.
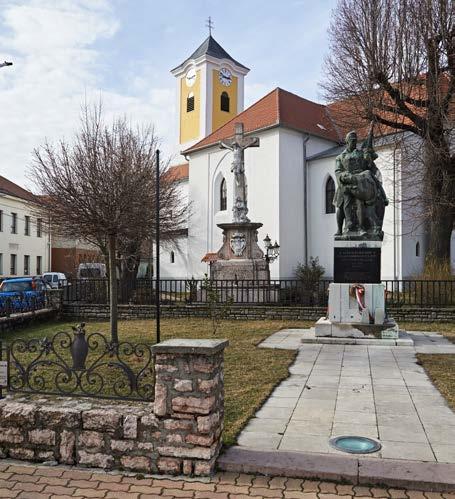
[171,28,249,150]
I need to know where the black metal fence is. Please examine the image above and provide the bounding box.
[62,278,455,308]
[5,324,155,401]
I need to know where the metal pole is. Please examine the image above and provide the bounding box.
[155,150,161,344]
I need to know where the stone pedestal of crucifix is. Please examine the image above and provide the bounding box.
[209,123,276,302]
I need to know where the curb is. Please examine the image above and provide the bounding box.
[217,447,455,492]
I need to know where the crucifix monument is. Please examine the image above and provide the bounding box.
[220,123,259,223]
[210,122,271,289]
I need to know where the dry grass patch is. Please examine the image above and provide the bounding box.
[2,318,310,445]
[417,354,455,411]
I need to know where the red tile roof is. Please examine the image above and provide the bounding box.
[166,163,189,181]
[184,88,341,154]
[0,175,36,202]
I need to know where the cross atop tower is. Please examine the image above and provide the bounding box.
[206,16,214,36]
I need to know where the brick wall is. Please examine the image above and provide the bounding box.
[0,339,228,476]
[62,303,455,323]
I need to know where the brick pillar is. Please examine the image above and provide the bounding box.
[152,339,228,476]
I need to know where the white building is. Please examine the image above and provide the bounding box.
[161,35,449,280]
[0,176,50,278]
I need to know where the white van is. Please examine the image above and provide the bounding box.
[42,272,68,289]
[77,263,107,279]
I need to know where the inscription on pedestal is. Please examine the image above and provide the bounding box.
[334,247,381,283]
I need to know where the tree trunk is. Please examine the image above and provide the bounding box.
[108,233,119,343]
[423,138,455,268]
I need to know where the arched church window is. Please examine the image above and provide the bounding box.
[325,176,336,214]
[220,178,227,211]
[187,92,194,112]
[221,92,230,112]
[415,241,420,257]
[170,251,175,264]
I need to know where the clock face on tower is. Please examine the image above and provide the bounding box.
[219,68,232,86]
[185,67,196,87]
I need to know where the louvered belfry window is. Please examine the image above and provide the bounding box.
[187,92,195,112]
[221,92,230,112]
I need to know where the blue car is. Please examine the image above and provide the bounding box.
[0,277,48,314]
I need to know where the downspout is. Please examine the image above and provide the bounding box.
[302,133,310,265]
[393,146,397,280]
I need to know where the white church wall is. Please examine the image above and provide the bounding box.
[307,156,339,277]
[277,129,304,278]
[278,130,339,278]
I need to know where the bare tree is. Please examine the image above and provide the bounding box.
[30,105,188,342]
[322,0,455,266]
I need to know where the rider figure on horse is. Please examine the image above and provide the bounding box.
[334,125,388,241]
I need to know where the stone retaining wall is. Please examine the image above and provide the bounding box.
[63,303,455,323]
[0,338,228,476]
[0,308,57,334]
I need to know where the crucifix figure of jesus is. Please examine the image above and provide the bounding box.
[219,122,260,223]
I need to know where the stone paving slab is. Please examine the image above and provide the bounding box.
[0,459,447,498]
[239,329,455,470]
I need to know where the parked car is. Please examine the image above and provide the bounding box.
[77,263,106,279]
[42,272,68,289]
[0,277,48,314]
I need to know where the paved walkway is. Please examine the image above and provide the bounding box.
[0,461,446,498]
[238,329,455,463]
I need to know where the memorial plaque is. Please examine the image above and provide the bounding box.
[334,247,381,283]
[0,361,7,387]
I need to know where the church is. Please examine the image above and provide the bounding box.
[160,34,436,281]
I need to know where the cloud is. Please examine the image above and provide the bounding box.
[0,0,176,189]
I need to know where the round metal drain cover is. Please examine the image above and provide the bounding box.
[329,436,381,454]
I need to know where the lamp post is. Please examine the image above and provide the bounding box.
[0,61,13,68]
[263,234,280,264]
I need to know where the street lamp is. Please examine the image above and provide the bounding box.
[263,234,280,264]
[0,61,13,68]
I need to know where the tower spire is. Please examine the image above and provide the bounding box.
[206,16,214,36]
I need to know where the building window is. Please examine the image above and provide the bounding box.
[24,255,30,275]
[325,176,336,214]
[187,92,194,112]
[11,213,17,233]
[36,255,42,275]
[221,91,230,112]
[10,254,17,275]
[25,216,30,236]
[0,253,3,275]
[0,210,3,232]
[416,241,420,257]
[170,251,175,264]
[37,218,42,237]
[220,178,227,211]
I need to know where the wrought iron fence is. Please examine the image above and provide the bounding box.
[0,292,49,318]
[6,324,155,401]
[62,278,455,308]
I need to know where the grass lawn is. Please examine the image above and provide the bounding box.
[416,354,455,411]
[1,318,311,445]
[401,321,455,413]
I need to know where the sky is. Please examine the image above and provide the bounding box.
[0,0,337,188]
